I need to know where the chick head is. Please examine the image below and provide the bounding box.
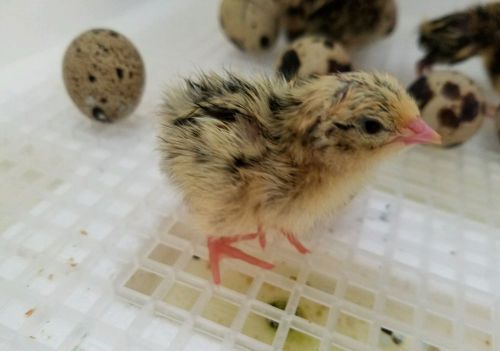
[282,72,441,166]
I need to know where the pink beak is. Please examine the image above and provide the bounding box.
[397,118,442,145]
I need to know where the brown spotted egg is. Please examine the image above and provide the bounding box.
[219,0,281,53]
[63,29,145,123]
[408,70,485,147]
[276,35,352,81]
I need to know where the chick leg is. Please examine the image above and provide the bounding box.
[208,229,274,284]
[281,230,310,254]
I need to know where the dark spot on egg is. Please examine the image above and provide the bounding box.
[88,74,96,83]
[408,76,434,110]
[323,39,334,48]
[116,68,124,80]
[328,60,352,73]
[286,6,304,16]
[100,97,107,104]
[278,49,301,81]
[108,30,119,37]
[441,82,461,99]
[260,35,270,49]
[192,255,200,260]
[439,108,460,128]
[460,93,480,121]
[92,106,110,122]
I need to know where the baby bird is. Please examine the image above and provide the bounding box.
[158,71,440,284]
[418,2,500,73]
[283,0,397,48]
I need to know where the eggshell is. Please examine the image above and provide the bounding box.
[219,0,281,53]
[276,35,351,80]
[408,70,485,147]
[63,28,145,123]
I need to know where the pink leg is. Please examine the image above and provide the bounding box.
[257,225,266,249]
[281,230,310,254]
[208,231,274,284]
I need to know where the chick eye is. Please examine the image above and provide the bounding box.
[360,117,384,135]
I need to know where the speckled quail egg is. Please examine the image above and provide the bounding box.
[219,0,281,53]
[282,0,397,48]
[276,35,352,80]
[408,70,485,147]
[63,28,145,123]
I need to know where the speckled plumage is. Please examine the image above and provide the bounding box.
[282,0,397,48]
[418,2,500,71]
[158,71,419,239]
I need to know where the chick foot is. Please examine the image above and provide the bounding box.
[208,230,274,284]
[281,230,311,254]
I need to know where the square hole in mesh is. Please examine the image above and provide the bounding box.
[169,221,197,240]
[428,260,457,281]
[51,209,78,228]
[84,220,114,241]
[141,315,181,347]
[383,297,414,325]
[379,327,411,351]
[345,284,375,309]
[22,231,57,253]
[163,282,201,311]
[220,269,254,294]
[283,328,321,351]
[357,230,387,256]
[101,301,140,330]
[33,316,76,348]
[184,256,212,280]
[335,311,370,342]
[464,326,492,350]
[201,296,239,327]
[0,298,35,331]
[185,332,222,350]
[256,283,291,310]
[76,189,102,206]
[387,268,420,299]
[426,280,455,309]
[272,260,300,280]
[350,254,382,284]
[241,311,278,345]
[126,181,153,197]
[64,283,102,313]
[0,255,30,280]
[464,293,492,322]
[297,297,329,327]
[106,200,134,218]
[306,271,337,294]
[393,246,421,269]
[464,273,490,293]
[148,244,182,266]
[125,269,163,296]
[423,312,453,338]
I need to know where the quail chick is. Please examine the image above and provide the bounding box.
[418,2,500,73]
[282,0,397,48]
[158,71,441,284]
